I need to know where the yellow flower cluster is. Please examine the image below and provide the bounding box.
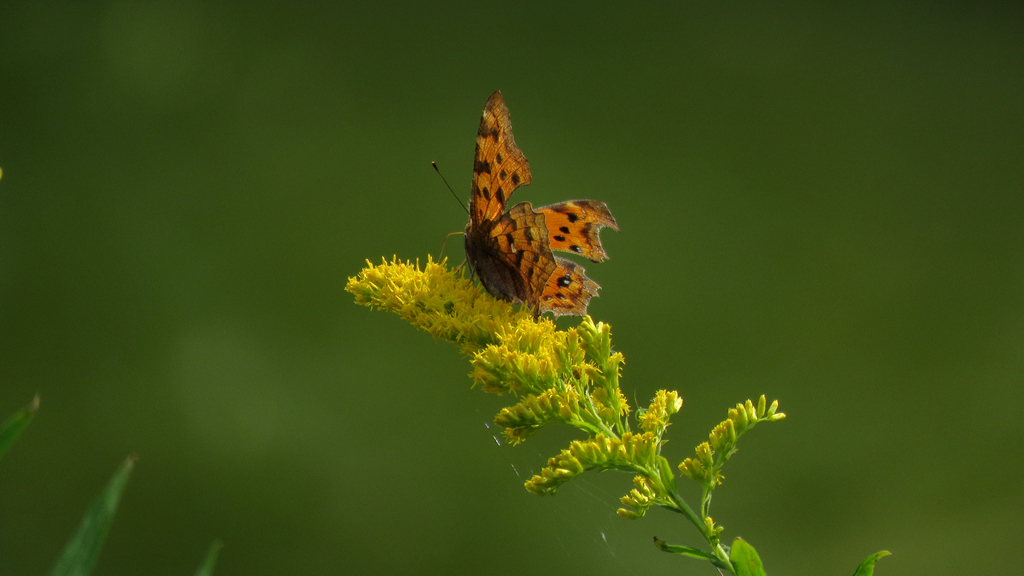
[346,256,530,354]
[619,475,661,519]
[348,256,784,556]
[678,396,785,490]
[524,431,660,496]
[639,390,683,439]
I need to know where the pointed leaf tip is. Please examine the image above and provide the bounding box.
[49,457,136,576]
[852,550,891,576]
[0,396,41,460]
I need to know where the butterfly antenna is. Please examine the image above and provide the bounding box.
[432,161,469,215]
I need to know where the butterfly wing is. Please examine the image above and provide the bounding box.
[469,91,533,226]
[480,202,558,306]
[538,256,602,317]
[537,200,619,262]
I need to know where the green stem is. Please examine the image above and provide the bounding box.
[663,486,735,575]
[574,420,613,438]
[665,488,707,539]
[714,545,734,574]
[579,396,619,438]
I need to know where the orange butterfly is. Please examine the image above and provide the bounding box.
[464,91,618,318]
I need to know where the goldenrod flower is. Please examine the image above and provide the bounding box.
[348,256,786,573]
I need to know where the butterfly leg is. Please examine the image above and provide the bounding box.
[439,230,466,259]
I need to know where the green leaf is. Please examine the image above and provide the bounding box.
[653,537,719,560]
[194,540,223,576]
[653,538,731,570]
[0,395,39,460]
[49,456,136,576]
[852,550,891,576]
[730,537,767,576]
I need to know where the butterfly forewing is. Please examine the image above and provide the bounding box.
[470,92,532,225]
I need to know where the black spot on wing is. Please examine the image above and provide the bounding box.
[559,226,570,234]
[479,125,499,139]
[511,173,520,185]
[557,274,571,288]
[474,159,491,174]
[570,245,582,254]
[553,235,566,242]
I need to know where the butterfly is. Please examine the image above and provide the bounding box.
[463,91,618,318]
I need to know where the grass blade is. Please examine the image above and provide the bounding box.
[194,540,223,576]
[0,395,39,460]
[49,456,136,576]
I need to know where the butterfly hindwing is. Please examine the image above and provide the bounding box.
[539,257,601,317]
[482,202,557,305]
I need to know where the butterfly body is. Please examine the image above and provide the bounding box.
[464,91,618,317]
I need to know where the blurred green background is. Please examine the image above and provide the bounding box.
[1,1,1021,574]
